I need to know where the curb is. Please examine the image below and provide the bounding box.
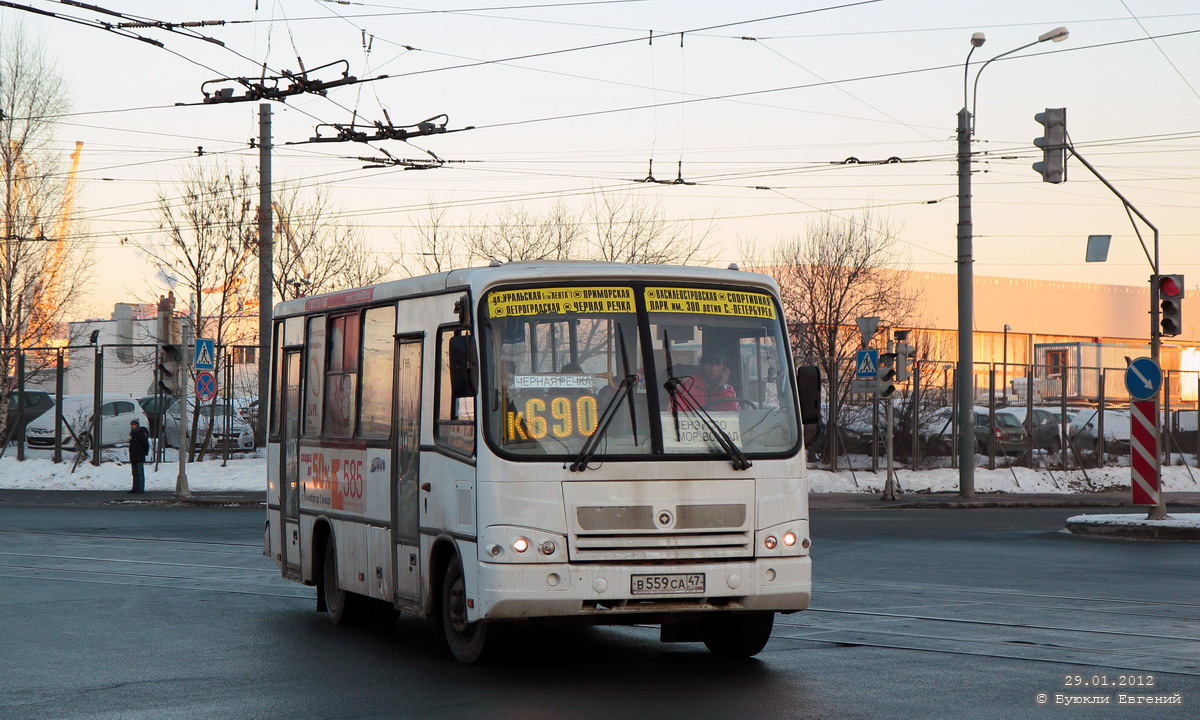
[1065,519,1200,541]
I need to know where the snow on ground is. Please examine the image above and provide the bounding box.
[3,447,1200,495]
[0,451,265,492]
[1066,513,1200,528]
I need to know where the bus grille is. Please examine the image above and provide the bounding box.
[571,503,751,561]
[570,531,752,561]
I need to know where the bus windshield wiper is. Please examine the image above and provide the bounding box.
[569,373,639,472]
[662,376,753,472]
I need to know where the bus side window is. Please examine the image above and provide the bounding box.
[324,313,360,437]
[436,328,476,456]
[358,306,396,439]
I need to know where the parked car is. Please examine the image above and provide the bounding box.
[919,405,1028,456]
[997,406,1070,454]
[162,402,255,451]
[25,394,148,450]
[1068,407,1131,454]
[137,395,178,436]
[4,390,54,439]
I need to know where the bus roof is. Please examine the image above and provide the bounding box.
[272,261,780,319]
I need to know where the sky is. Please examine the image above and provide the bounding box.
[4,0,1199,319]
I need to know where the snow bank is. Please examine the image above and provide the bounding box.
[1066,513,1200,528]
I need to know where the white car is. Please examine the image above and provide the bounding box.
[25,394,149,450]
[161,402,255,451]
[1068,407,1131,454]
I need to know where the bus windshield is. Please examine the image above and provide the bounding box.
[479,283,800,461]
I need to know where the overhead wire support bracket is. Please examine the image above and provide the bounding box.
[631,159,694,186]
[290,114,472,146]
[200,59,358,104]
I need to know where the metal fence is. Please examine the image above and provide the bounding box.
[813,357,1199,474]
[1,343,261,468]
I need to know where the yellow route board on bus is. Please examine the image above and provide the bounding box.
[488,287,635,318]
[644,287,776,319]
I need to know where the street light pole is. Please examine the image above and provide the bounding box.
[956,26,1069,498]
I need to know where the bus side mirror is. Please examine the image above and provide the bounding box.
[448,334,478,399]
[796,365,821,426]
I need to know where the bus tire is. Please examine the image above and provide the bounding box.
[701,611,774,658]
[322,538,364,625]
[440,557,493,664]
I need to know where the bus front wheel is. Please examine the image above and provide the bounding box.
[440,558,494,663]
[701,611,775,658]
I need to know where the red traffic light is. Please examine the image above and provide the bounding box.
[1159,275,1182,298]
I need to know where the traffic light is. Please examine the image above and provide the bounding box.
[1157,274,1185,337]
[878,353,897,399]
[158,343,182,396]
[1033,108,1067,183]
[895,339,914,382]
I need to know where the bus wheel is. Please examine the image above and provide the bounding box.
[440,558,493,663]
[701,612,774,658]
[322,539,363,625]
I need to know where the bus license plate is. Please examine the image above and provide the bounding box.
[630,573,705,595]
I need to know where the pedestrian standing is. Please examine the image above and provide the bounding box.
[129,419,150,494]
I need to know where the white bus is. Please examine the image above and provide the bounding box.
[265,262,819,663]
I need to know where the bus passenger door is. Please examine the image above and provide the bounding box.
[393,337,423,602]
[281,351,302,578]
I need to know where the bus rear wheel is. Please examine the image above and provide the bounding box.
[440,558,494,663]
[322,538,364,625]
[701,612,775,658]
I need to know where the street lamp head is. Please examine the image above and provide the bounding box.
[1038,26,1069,43]
[1004,324,1011,332]
[970,32,986,48]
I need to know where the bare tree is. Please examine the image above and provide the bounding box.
[408,192,716,272]
[0,28,90,432]
[586,192,715,265]
[745,207,918,466]
[464,202,582,265]
[134,163,257,460]
[270,183,397,301]
[749,207,917,365]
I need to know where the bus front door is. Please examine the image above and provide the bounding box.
[281,351,302,578]
[393,337,423,602]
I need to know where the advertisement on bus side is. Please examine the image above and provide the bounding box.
[299,444,389,517]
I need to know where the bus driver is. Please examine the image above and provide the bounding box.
[679,352,738,411]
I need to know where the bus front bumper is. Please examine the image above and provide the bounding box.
[473,555,811,621]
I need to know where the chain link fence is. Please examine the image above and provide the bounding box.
[809,357,1198,474]
[1,343,261,470]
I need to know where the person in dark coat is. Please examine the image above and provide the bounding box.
[129,419,150,494]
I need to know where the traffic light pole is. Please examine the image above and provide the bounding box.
[1066,144,1164,520]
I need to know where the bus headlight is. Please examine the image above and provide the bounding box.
[481,526,567,564]
[756,521,808,557]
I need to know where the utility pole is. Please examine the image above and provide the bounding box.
[257,103,273,448]
[176,303,191,498]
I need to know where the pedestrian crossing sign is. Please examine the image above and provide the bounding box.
[195,338,215,370]
[855,349,879,379]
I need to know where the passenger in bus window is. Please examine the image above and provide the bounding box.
[678,352,738,411]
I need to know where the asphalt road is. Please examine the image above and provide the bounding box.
[1,502,1197,720]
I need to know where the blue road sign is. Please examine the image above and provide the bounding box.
[1124,356,1162,401]
[855,349,879,379]
[195,338,215,370]
[195,371,217,402]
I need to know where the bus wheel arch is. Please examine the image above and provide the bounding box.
[432,539,496,664]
